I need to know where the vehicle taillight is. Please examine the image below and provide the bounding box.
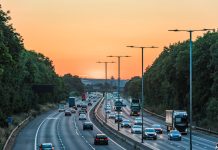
[105,138,108,140]
[95,138,99,140]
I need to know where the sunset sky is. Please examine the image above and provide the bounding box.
[1,1,218,79]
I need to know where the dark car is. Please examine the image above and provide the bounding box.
[144,128,157,140]
[65,110,71,116]
[168,130,182,141]
[215,142,218,150]
[115,114,123,123]
[73,106,77,110]
[83,122,93,130]
[77,103,82,107]
[78,110,86,115]
[88,102,92,106]
[39,143,54,150]
[81,107,87,113]
[152,124,163,134]
[121,119,131,128]
[94,134,108,145]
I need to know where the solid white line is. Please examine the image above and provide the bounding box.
[34,112,58,150]
[88,99,126,150]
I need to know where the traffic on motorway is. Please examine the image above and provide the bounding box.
[13,93,125,150]
[99,92,218,150]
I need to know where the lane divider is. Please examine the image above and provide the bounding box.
[56,115,65,150]
[34,111,58,150]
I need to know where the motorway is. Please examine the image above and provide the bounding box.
[99,97,218,150]
[13,97,125,150]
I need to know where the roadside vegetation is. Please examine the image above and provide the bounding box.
[0,5,84,148]
[124,31,218,132]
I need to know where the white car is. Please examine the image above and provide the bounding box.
[134,117,142,125]
[131,125,142,134]
[79,114,87,120]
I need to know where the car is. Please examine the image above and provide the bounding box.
[121,119,131,128]
[65,110,71,116]
[73,106,77,110]
[131,125,142,134]
[78,110,86,115]
[39,143,54,150]
[144,128,157,140]
[58,108,65,112]
[81,104,88,109]
[77,103,82,107]
[134,117,142,125]
[79,114,87,120]
[108,112,116,119]
[151,124,163,134]
[94,134,108,145]
[168,130,182,141]
[115,114,123,123]
[81,107,87,113]
[105,108,111,113]
[83,122,93,130]
[215,142,218,150]
[70,108,76,113]
[88,102,92,106]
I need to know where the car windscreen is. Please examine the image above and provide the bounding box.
[145,129,155,132]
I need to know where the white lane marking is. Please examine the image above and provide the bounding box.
[88,99,126,150]
[73,116,95,150]
[47,117,58,120]
[56,116,65,150]
[34,112,58,150]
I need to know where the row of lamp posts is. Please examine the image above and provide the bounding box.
[96,28,214,150]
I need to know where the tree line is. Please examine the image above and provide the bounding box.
[0,6,84,127]
[124,31,218,130]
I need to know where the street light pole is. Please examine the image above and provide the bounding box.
[107,55,131,131]
[168,28,214,150]
[127,45,158,143]
[97,61,115,123]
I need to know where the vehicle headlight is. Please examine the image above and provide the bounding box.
[154,133,157,136]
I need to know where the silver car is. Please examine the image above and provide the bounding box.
[131,125,142,134]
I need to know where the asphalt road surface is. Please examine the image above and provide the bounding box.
[13,98,125,150]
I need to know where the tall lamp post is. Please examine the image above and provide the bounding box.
[107,55,131,131]
[97,61,115,123]
[127,46,158,143]
[168,28,214,150]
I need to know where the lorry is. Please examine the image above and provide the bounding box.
[82,93,87,101]
[165,110,188,134]
[68,97,76,107]
[130,98,140,116]
[58,103,65,112]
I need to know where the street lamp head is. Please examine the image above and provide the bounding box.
[203,28,216,32]
[151,46,158,48]
[168,29,179,32]
[126,46,134,48]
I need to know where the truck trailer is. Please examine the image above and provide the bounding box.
[130,98,140,116]
[68,97,76,107]
[165,110,188,134]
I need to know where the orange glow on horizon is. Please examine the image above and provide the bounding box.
[1,1,218,79]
